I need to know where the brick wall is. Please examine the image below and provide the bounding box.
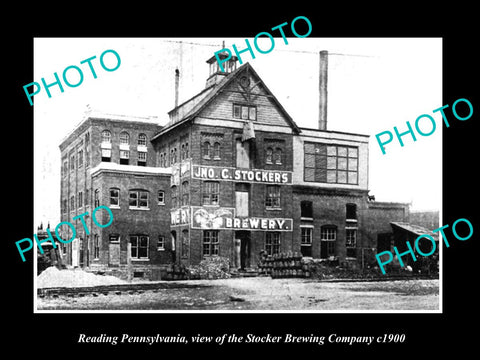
[90,171,172,268]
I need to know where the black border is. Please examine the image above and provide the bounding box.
[7,6,479,356]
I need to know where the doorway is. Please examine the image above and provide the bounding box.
[235,231,251,270]
[377,232,392,253]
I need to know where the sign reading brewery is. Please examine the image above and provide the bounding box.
[171,207,190,226]
[191,206,292,231]
[192,165,292,184]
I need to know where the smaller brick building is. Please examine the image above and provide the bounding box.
[58,114,173,277]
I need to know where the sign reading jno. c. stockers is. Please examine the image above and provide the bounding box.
[192,165,292,184]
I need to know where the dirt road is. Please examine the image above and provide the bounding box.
[36,277,439,311]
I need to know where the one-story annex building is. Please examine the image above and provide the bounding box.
[58,52,410,279]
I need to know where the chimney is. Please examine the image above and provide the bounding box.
[319,50,328,130]
[174,68,180,108]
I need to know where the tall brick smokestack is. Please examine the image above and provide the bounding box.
[175,68,180,108]
[319,50,328,130]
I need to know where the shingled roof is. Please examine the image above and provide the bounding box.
[152,62,300,141]
[390,222,439,241]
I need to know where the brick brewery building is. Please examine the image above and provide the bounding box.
[58,52,409,279]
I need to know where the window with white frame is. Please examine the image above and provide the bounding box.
[101,130,111,144]
[110,188,120,207]
[101,148,111,162]
[129,190,149,209]
[157,236,165,251]
[138,133,147,146]
[346,228,357,258]
[320,226,337,259]
[158,190,165,205]
[300,227,313,257]
[137,151,147,166]
[120,132,130,145]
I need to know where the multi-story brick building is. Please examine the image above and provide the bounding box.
[58,53,409,279]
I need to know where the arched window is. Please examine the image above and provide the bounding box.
[213,142,221,159]
[85,132,90,167]
[182,181,189,206]
[181,229,189,258]
[274,148,282,165]
[138,133,147,146]
[120,131,130,145]
[266,147,273,164]
[203,141,211,159]
[101,130,111,143]
[171,185,178,208]
[171,231,176,253]
[170,148,177,165]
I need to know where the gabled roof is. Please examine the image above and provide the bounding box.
[152,62,300,141]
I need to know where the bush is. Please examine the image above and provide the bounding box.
[186,257,231,280]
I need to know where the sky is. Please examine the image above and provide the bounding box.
[33,37,442,228]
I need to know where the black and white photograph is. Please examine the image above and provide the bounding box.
[32,37,442,312]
